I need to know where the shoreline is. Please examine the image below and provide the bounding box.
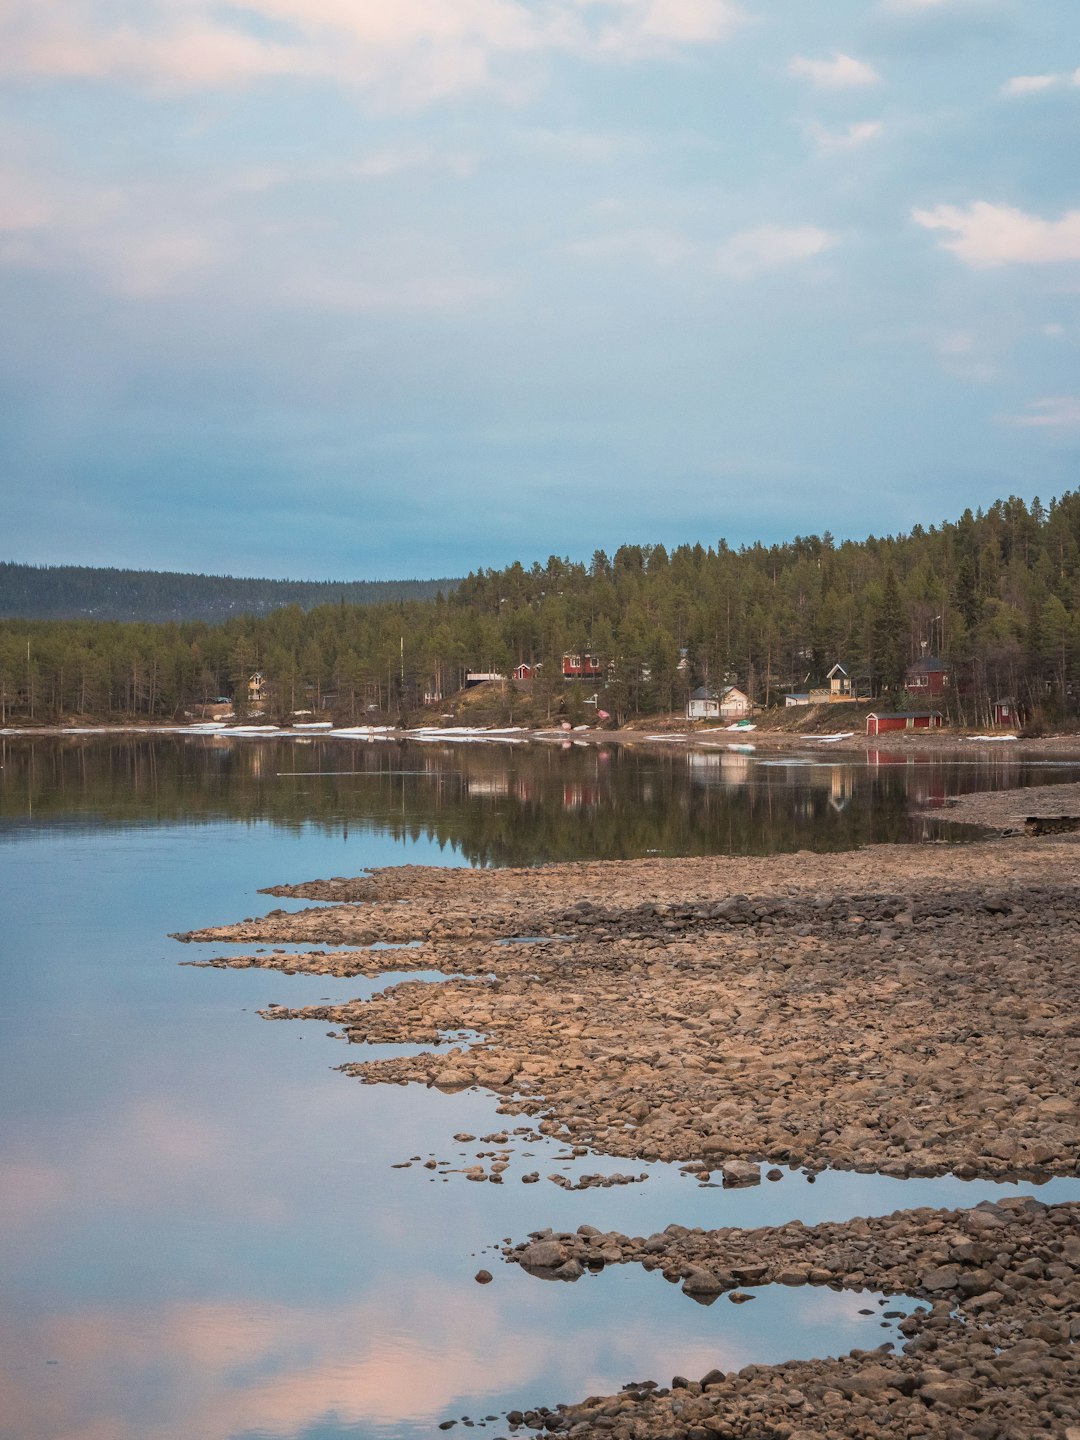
[5,718,1080,761]
[179,821,1080,1434]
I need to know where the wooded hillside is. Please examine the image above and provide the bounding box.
[0,562,458,623]
[2,493,1077,727]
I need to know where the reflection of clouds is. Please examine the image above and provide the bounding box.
[3,1282,542,1440]
[1,1069,433,1248]
[0,1270,907,1440]
[0,1093,278,1237]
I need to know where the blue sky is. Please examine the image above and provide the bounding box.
[1,0,1078,579]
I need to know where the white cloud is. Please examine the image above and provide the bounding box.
[913,201,1080,266]
[1042,322,1066,338]
[1000,73,1060,98]
[716,224,836,277]
[806,119,883,152]
[0,0,743,104]
[1002,397,1080,429]
[787,52,880,89]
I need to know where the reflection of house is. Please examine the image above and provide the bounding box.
[687,685,751,720]
[467,777,509,797]
[562,782,600,809]
[828,768,853,812]
[905,656,949,696]
[866,711,944,736]
[562,652,603,679]
[248,671,266,704]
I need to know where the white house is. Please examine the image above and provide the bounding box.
[687,685,752,721]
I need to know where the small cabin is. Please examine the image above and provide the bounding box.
[904,656,950,696]
[562,652,603,679]
[866,711,943,736]
[825,662,852,698]
[808,662,871,704]
[512,662,537,682]
[248,671,266,704]
[992,698,1021,728]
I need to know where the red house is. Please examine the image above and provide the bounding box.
[562,652,603,680]
[904,656,950,696]
[866,711,944,736]
[513,662,537,681]
[992,698,1021,727]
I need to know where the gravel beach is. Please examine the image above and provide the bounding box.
[176,798,1080,1438]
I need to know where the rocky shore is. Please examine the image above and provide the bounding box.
[499,1197,1080,1438]
[932,779,1080,834]
[177,835,1080,1182]
[175,824,1080,1436]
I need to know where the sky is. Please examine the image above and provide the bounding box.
[1,0,1078,581]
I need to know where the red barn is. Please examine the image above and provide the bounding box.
[866,711,944,736]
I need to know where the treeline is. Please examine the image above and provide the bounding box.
[0,562,459,623]
[1,492,1078,726]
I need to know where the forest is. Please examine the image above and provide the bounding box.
[0,561,458,623]
[1,492,1078,728]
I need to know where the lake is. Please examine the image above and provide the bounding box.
[4,733,1080,1440]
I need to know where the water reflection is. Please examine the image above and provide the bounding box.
[4,743,1080,1439]
[3,735,1079,863]
[2,1275,919,1440]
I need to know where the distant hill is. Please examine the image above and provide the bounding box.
[0,562,460,624]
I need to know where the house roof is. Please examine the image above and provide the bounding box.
[691,684,748,701]
[826,662,850,678]
[906,656,948,674]
[868,710,943,720]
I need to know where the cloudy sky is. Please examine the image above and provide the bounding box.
[2,0,1077,579]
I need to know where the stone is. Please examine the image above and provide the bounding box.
[918,1379,980,1407]
[721,1160,761,1187]
[920,1265,960,1292]
[683,1271,723,1296]
[521,1240,568,1269]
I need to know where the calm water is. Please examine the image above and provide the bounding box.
[4,735,1080,1440]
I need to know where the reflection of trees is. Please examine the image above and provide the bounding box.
[0,737,1055,866]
